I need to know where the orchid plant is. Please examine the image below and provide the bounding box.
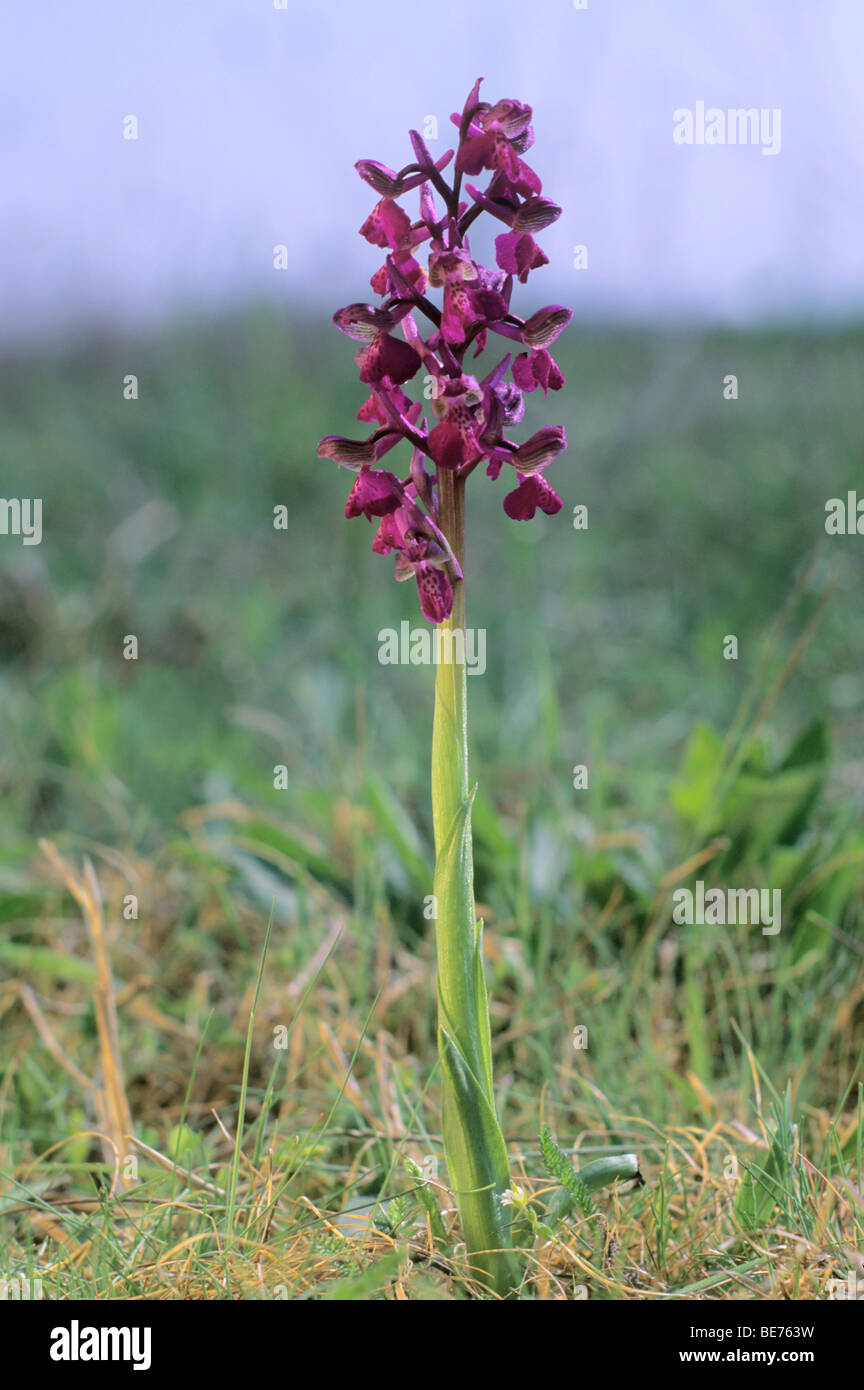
[318,80,572,1296]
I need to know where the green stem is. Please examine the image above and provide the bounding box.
[431,470,520,1297]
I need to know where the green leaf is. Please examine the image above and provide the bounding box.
[438,1023,518,1288]
[0,940,96,985]
[237,817,349,894]
[734,1091,794,1232]
[671,722,723,824]
[404,1158,447,1242]
[363,774,431,895]
[776,717,829,843]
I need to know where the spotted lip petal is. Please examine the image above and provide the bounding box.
[428,420,478,471]
[415,562,453,623]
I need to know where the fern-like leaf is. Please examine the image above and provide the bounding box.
[539,1124,596,1218]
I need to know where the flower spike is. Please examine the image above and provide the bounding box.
[318,79,571,614]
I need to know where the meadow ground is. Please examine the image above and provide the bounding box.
[0,313,862,1299]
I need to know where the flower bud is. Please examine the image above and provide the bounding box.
[317,433,391,467]
[355,160,405,197]
[333,303,399,342]
[512,197,562,233]
[511,426,567,472]
[521,305,573,349]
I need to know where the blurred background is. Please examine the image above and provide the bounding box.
[3,0,864,337]
[1,0,863,1298]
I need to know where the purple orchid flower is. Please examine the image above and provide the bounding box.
[512,347,565,395]
[344,466,405,520]
[317,78,572,623]
[503,471,563,520]
[371,488,460,623]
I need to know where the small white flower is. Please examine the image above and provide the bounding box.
[500,1183,527,1209]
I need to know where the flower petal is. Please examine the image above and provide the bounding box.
[415,563,453,623]
[355,161,403,197]
[333,303,399,342]
[483,99,533,140]
[358,333,422,386]
[359,198,412,250]
[456,131,497,174]
[512,426,567,472]
[511,197,562,233]
[494,231,548,283]
[511,353,536,392]
[317,432,395,467]
[521,305,573,349]
[345,466,404,520]
[428,420,470,470]
[503,473,562,520]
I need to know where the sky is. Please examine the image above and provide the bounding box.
[1,0,863,342]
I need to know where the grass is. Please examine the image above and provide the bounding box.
[0,310,862,1298]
